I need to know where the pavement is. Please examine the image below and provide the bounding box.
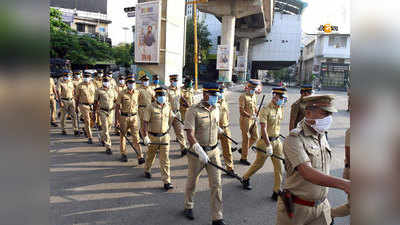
[50,85,350,225]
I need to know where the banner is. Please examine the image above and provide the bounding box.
[135,1,161,63]
[236,56,246,72]
[216,45,230,70]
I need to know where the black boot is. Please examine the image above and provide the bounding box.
[164,183,174,190]
[226,169,235,178]
[330,218,335,225]
[212,219,226,225]
[239,159,251,166]
[120,154,128,162]
[138,158,145,165]
[238,148,242,154]
[242,178,252,190]
[181,148,188,157]
[50,122,58,127]
[271,191,279,201]
[183,209,194,220]
[87,138,93,144]
[144,172,152,179]
[61,130,67,135]
[105,148,112,155]
[74,130,80,136]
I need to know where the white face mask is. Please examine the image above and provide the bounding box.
[75,75,81,79]
[119,80,125,85]
[83,78,90,83]
[143,81,149,86]
[103,82,110,88]
[308,115,333,133]
[127,83,135,89]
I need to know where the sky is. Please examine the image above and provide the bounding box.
[108,0,137,46]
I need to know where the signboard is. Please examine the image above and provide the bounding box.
[216,45,230,70]
[236,56,246,72]
[135,1,161,63]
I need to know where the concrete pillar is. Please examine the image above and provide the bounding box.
[218,16,236,83]
[238,37,249,82]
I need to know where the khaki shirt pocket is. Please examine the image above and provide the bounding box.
[305,144,322,169]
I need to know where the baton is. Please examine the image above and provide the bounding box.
[117,127,140,156]
[249,94,265,134]
[187,150,243,183]
[279,134,286,140]
[251,146,286,164]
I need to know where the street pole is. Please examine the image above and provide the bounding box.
[193,3,199,90]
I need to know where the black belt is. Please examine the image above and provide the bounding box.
[201,143,218,152]
[220,124,230,128]
[121,112,137,117]
[61,98,72,101]
[269,136,279,142]
[149,131,168,137]
[81,103,93,106]
[139,105,147,108]
[100,107,113,112]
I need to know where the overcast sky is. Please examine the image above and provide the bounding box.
[108,0,136,46]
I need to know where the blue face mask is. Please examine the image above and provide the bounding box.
[157,96,166,104]
[276,99,284,106]
[153,80,159,85]
[249,89,255,95]
[218,93,223,100]
[172,81,178,87]
[208,95,218,106]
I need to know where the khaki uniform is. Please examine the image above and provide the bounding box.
[75,82,96,139]
[57,80,78,132]
[138,86,155,136]
[239,93,259,160]
[73,78,82,118]
[150,83,160,91]
[184,102,223,221]
[49,78,57,123]
[331,128,351,218]
[289,98,306,131]
[218,96,234,171]
[168,87,187,149]
[276,121,333,225]
[180,88,194,120]
[114,84,127,134]
[95,87,117,148]
[243,102,284,192]
[143,102,174,184]
[93,78,103,126]
[117,89,142,157]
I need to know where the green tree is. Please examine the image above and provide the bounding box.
[185,18,211,76]
[271,67,289,81]
[112,43,133,68]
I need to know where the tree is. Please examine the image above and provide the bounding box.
[271,67,289,82]
[112,43,133,68]
[185,18,211,76]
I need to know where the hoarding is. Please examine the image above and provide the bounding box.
[216,45,230,70]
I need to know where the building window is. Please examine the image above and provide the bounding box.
[87,25,96,34]
[76,23,85,32]
[328,36,347,48]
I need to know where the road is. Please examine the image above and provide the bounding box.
[50,85,350,225]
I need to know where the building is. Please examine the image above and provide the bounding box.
[300,33,351,89]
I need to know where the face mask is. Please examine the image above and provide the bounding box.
[207,95,218,106]
[171,81,177,87]
[157,96,166,104]
[64,76,70,81]
[103,82,110,88]
[127,83,135,89]
[153,80,159,85]
[276,99,284,106]
[75,75,81,79]
[98,74,103,78]
[218,93,223,100]
[143,81,149,86]
[249,89,255,95]
[83,78,90,83]
[309,115,333,134]
[119,80,125,85]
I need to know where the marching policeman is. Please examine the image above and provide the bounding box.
[289,84,313,131]
[115,75,145,164]
[72,70,83,122]
[183,83,226,225]
[141,86,174,190]
[180,77,195,121]
[242,87,287,202]
[138,73,155,140]
[217,85,235,176]
[49,76,58,127]
[238,79,260,165]
[93,70,103,89]
[168,74,188,156]
[276,94,350,225]
[150,74,160,90]
[57,70,79,136]
[93,75,118,154]
[75,71,96,144]
[114,74,127,135]
[105,70,117,90]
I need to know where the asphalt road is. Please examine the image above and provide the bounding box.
[50,85,350,225]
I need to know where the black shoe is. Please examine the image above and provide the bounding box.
[50,122,58,127]
[114,131,120,136]
[144,172,152,179]
[138,158,145,165]
[330,218,335,225]
[67,117,71,120]
[239,159,251,166]
[226,170,235,177]
[271,191,279,201]
[231,147,237,152]
[181,149,188,157]
[164,183,174,190]
[80,118,84,122]
[88,138,93,144]
[74,130,80,136]
[238,148,242,154]
[120,154,128,162]
[61,130,67,135]
[242,179,252,190]
[212,219,226,225]
[183,209,194,220]
[105,148,112,155]
[127,131,131,136]
[101,141,105,147]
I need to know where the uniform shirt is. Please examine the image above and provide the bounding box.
[259,102,283,137]
[181,88,194,107]
[184,102,220,147]
[49,78,56,97]
[283,121,332,201]
[110,78,117,90]
[168,87,181,112]
[143,102,173,133]
[76,82,96,104]
[138,86,155,107]
[72,78,82,89]
[57,80,74,99]
[150,83,160,91]
[94,87,117,111]
[289,98,306,130]
[117,89,139,114]
[218,97,230,127]
[93,78,103,89]
[115,84,126,95]
[239,93,257,117]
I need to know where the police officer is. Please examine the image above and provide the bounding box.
[238,79,260,165]
[276,94,351,225]
[75,71,96,144]
[183,83,225,225]
[93,75,118,154]
[57,70,79,136]
[150,74,160,90]
[289,84,313,131]
[105,70,118,90]
[114,74,127,135]
[217,85,235,176]
[168,74,188,156]
[138,73,155,140]
[49,76,58,127]
[72,70,83,122]
[242,87,287,201]
[141,86,174,190]
[93,70,104,89]
[180,77,195,121]
[115,75,145,164]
